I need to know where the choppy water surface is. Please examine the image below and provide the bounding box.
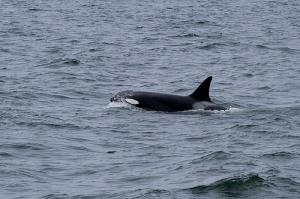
[1,0,300,198]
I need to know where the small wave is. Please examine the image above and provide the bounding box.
[276,47,300,53]
[173,88,189,93]
[190,151,231,164]
[43,194,68,199]
[241,105,300,115]
[140,189,171,198]
[43,193,112,199]
[243,73,254,78]
[43,93,73,100]
[257,86,272,90]
[184,135,212,142]
[195,20,210,25]
[196,43,227,50]
[187,174,266,194]
[40,58,81,68]
[275,177,300,187]
[28,8,45,12]
[256,44,272,50]
[62,58,80,66]
[142,37,159,41]
[0,152,14,157]
[67,145,94,152]
[176,19,216,26]
[182,33,201,38]
[256,45,300,53]
[226,124,258,130]
[261,151,298,159]
[170,33,201,38]
[121,175,159,183]
[0,143,48,151]
[0,48,10,53]
[16,121,87,130]
[67,169,98,177]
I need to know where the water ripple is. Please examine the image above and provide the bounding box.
[187,174,266,194]
[1,0,300,198]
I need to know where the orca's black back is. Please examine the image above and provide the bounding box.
[131,92,194,112]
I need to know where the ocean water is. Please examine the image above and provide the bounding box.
[1,0,300,198]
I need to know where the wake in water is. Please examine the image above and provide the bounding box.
[106,101,243,114]
[183,106,243,114]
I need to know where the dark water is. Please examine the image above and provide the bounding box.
[1,0,300,198]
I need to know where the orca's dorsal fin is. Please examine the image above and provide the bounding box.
[190,76,212,101]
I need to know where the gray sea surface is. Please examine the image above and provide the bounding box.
[1,0,300,198]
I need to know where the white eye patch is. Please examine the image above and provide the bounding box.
[125,98,139,105]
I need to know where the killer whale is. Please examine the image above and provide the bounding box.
[110,76,226,112]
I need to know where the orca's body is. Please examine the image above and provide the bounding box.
[111,76,226,112]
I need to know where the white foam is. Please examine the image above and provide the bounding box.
[227,107,243,113]
[208,107,244,113]
[107,101,129,108]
